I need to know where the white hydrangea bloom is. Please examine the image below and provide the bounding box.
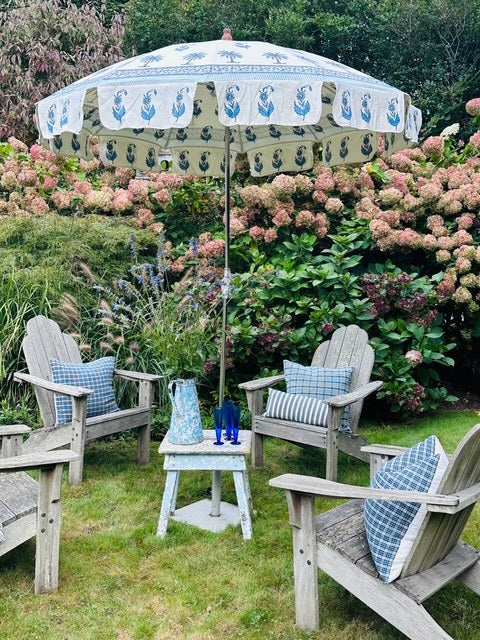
[440,123,460,138]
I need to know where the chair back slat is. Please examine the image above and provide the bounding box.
[402,425,480,577]
[310,325,374,433]
[22,316,82,428]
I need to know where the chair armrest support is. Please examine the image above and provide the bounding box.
[0,450,79,472]
[115,369,163,382]
[14,372,94,398]
[238,374,285,392]
[269,473,458,507]
[428,483,480,514]
[0,424,32,437]
[324,381,383,408]
[361,444,408,457]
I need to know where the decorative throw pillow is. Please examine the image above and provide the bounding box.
[265,388,329,428]
[50,357,119,425]
[283,360,354,432]
[364,435,449,583]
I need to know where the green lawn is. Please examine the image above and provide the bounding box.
[1,411,479,639]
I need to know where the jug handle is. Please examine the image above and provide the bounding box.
[168,381,180,414]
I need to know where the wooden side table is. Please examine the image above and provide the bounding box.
[157,430,253,540]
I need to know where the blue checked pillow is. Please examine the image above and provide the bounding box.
[265,388,329,428]
[50,357,119,425]
[364,435,449,583]
[284,360,354,432]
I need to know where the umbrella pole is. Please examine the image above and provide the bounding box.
[219,126,231,405]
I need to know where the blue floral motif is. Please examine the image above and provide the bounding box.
[224,85,241,121]
[341,90,352,121]
[269,125,281,139]
[253,152,263,173]
[154,129,165,140]
[322,95,332,104]
[235,42,251,49]
[126,143,136,165]
[112,90,127,124]
[272,148,283,171]
[361,93,372,124]
[199,151,210,174]
[324,141,332,163]
[183,52,206,65]
[293,85,312,120]
[132,128,145,135]
[47,104,57,134]
[339,136,350,159]
[292,126,305,137]
[178,150,190,172]
[140,55,163,67]
[175,45,190,51]
[200,126,212,142]
[327,114,341,128]
[176,128,188,142]
[218,50,243,63]
[71,134,81,153]
[387,97,401,128]
[84,108,95,121]
[60,100,69,128]
[193,99,202,117]
[141,90,157,124]
[263,52,288,64]
[146,147,156,169]
[312,124,324,133]
[361,133,373,156]
[295,145,307,168]
[53,135,62,151]
[206,82,216,95]
[245,127,257,143]
[258,85,275,119]
[105,140,117,163]
[172,87,189,122]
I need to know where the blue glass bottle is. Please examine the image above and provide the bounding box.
[213,406,224,445]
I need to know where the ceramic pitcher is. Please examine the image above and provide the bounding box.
[167,378,204,445]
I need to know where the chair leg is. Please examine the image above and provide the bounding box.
[286,491,319,631]
[137,380,153,466]
[252,431,264,469]
[458,560,480,596]
[245,389,264,469]
[326,406,343,482]
[35,463,64,594]
[69,396,87,486]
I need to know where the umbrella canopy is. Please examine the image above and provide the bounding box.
[36,31,422,402]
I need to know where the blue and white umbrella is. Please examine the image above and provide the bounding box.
[36,29,422,401]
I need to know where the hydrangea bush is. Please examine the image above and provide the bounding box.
[1,100,480,416]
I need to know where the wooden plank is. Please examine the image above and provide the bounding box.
[338,432,369,463]
[322,326,348,368]
[14,372,93,398]
[255,417,327,448]
[21,426,71,454]
[0,512,36,556]
[287,491,319,631]
[2,434,23,458]
[427,482,480,514]
[238,374,285,392]
[269,474,459,506]
[0,473,37,520]
[249,389,265,468]
[85,407,150,442]
[325,381,383,408]
[159,430,251,456]
[458,560,480,596]
[35,463,64,593]
[115,369,163,382]
[311,340,329,367]
[0,451,78,472]
[69,396,87,486]
[0,425,31,437]
[362,444,409,457]
[316,541,453,640]
[137,380,152,465]
[315,499,364,535]
[0,497,16,527]
[396,543,478,604]
[164,454,247,472]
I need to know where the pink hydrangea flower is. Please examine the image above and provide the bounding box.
[29,196,49,215]
[153,188,172,208]
[134,208,155,228]
[127,179,150,203]
[84,190,112,211]
[7,137,28,153]
[199,239,225,259]
[437,236,455,250]
[418,182,443,202]
[466,98,480,117]
[272,209,292,227]
[453,286,472,304]
[249,226,265,240]
[422,234,438,251]
[324,197,345,214]
[312,189,328,205]
[377,186,403,206]
[452,230,473,246]
[422,136,445,158]
[314,171,335,192]
[0,171,17,190]
[456,257,472,274]
[294,174,314,194]
[230,217,246,237]
[469,132,480,152]
[43,177,58,191]
[51,191,74,211]
[111,189,133,213]
[73,181,93,196]
[295,210,316,228]
[264,228,278,243]
[370,219,391,238]
[271,174,296,197]
[17,169,37,187]
[436,249,452,264]
[239,185,264,208]
[405,350,423,367]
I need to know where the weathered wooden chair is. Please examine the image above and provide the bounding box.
[270,424,480,640]
[0,424,78,593]
[239,325,383,481]
[14,315,162,485]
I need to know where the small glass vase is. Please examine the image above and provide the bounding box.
[224,399,234,441]
[231,406,242,445]
[213,406,224,446]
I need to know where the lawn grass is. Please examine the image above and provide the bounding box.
[0,410,479,639]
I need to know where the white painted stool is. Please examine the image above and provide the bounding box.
[157,430,253,540]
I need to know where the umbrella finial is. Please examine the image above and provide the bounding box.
[221,28,233,40]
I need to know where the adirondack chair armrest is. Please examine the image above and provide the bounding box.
[238,374,285,392]
[427,482,480,514]
[324,380,384,408]
[0,424,32,437]
[269,474,459,508]
[0,450,79,472]
[114,369,163,382]
[14,372,94,398]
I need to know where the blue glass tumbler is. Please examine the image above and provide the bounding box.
[213,406,224,445]
[224,400,234,440]
[231,406,242,445]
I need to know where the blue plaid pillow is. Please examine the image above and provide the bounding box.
[265,388,329,427]
[283,360,354,432]
[50,357,119,425]
[364,436,449,583]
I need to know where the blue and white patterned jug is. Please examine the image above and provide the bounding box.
[168,378,204,445]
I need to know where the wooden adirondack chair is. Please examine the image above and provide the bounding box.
[239,325,383,481]
[0,424,78,594]
[270,424,480,640]
[14,316,162,485]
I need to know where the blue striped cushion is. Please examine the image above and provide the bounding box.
[284,360,354,432]
[265,388,329,427]
[364,436,449,583]
[50,357,119,426]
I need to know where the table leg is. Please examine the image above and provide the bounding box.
[242,470,253,513]
[171,471,180,515]
[233,471,253,540]
[157,471,179,538]
[211,470,222,517]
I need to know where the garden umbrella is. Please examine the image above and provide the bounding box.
[35,29,422,402]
